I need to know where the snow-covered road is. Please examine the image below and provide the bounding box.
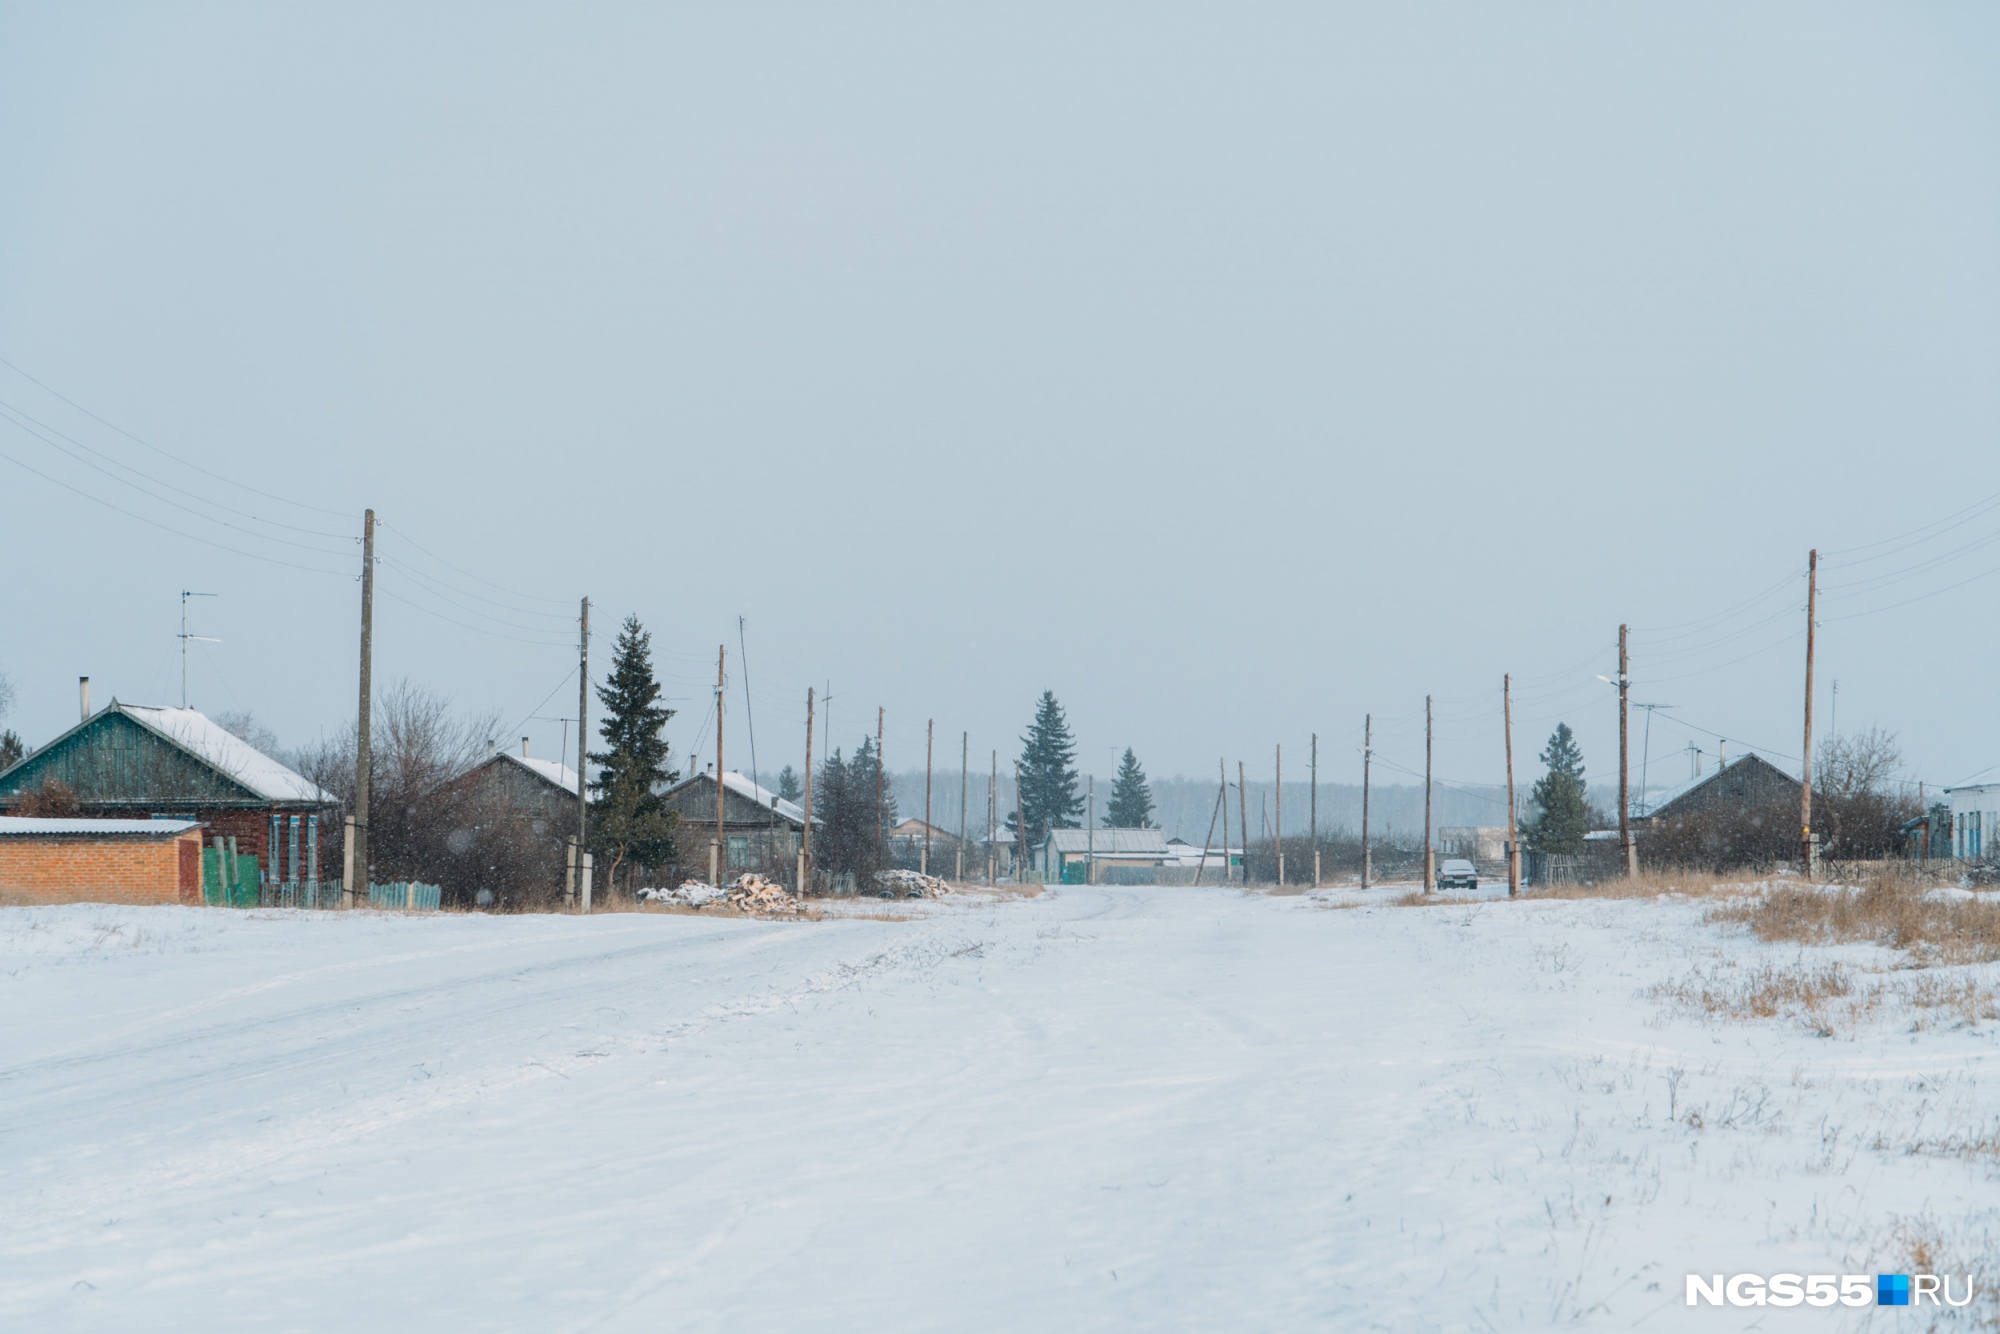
[3,887,1995,1331]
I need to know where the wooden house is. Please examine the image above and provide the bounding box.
[657,770,807,879]
[0,702,335,884]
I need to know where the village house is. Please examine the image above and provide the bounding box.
[1642,754,1801,825]
[1036,827,1174,884]
[1945,782,2000,860]
[0,701,336,889]
[657,770,807,879]
[451,739,581,839]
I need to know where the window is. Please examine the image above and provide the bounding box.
[728,836,749,862]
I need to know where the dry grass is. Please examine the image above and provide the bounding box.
[1709,871,2000,966]
[1655,959,1999,1035]
[1653,962,1857,1026]
[1523,868,1766,900]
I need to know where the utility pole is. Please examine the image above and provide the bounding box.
[1801,549,1819,879]
[1504,673,1520,897]
[800,687,815,896]
[958,731,968,883]
[1237,761,1249,887]
[1218,758,1230,883]
[988,749,998,884]
[1424,695,1434,893]
[876,707,886,865]
[1310,733,1320,889]
[1619,622,1635,878]
[576,598,591,911]
[1087,776,1096,885]
[712,645,725,887]
[350,508,374,909]
[1274,744,1284,887]
[1194,780,1222,886]
[737,617,760,797]
[923,718,934,876]
[1361,716,1373,891]
[1014,760,1028,883]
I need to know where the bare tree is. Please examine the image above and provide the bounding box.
[214,711,282,757]
[1813,727,1919,861]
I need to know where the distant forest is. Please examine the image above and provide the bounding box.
[860,770,1635,845]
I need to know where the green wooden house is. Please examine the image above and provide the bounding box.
[0,701,336,890]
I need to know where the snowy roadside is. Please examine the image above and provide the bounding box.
[1,886,1996,1331]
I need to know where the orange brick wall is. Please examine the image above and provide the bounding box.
[0,831,205,905]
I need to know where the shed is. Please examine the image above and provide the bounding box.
[0,816,204,905]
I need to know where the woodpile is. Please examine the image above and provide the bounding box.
[639,875,805,916]
[726,874,806,916]
[873,869,952,899]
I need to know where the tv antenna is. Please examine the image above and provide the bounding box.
[1633,701,1674,815]
[179,590,220,709]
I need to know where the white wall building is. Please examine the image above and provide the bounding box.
[1945,783,2000,860]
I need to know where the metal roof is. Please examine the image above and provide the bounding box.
[1045,828,1170,855]
[0,816,202,838]
[663,770,808,826]
[115,704,333,804]
[492,751,582,795]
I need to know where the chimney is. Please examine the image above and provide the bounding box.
[79,676,90,721]
[521,736,531,758]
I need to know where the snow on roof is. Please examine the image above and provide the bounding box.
[0,816,201,837]
[666,770,807,825]
[117,704,332,805]
[496,751,581,795]
[1046,828,1170,855]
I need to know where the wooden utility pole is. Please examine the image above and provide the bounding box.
[1310,733,1320,889]
[576,597,591,911]
[988,749,998,884]
[1504,673,1520,897]
[957,731,968,883]
[1237,761,1249,887]
[923,719,934,876]
[800,687,815,896]
[1618,622,1635,879]
[1014,760,1028,883]
[1086,776,1096,885]
[712,645,725,887]
[1219,758,1230,883]
[1361,716,1373,891]
[876,707,886,864]
[1424,695,1434,893]
[1194,778,1222,885]
[350,508,374,909]
[1801,549,1818,878]
[1274,744,1284,886]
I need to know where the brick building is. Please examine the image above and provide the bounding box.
[0,702,335,885]
[0,816,205,905]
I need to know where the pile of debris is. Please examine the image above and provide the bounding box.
[638,875,806,916]
[638,880,726,908]
[872,869,952,899]
[726,874,806,916]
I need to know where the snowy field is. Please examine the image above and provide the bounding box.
[3,884,1997,1332]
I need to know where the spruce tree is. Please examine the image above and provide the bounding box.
[589,616,678,888]
[774,765,803,803]
[814,738,895,881]
[1009,690,1082,851]
[1527,723,1591,856]
[1104,748,1154,827]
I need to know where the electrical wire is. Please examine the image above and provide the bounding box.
[379,521,575,607]
[0,353,354,517]
[0,438,354,578]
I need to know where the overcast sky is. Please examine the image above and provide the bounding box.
[4,3,1999,801]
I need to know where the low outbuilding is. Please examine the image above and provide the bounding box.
[0,816,205,905]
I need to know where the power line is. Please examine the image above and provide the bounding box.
[0,438,353,578]
[0,353,353,517]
